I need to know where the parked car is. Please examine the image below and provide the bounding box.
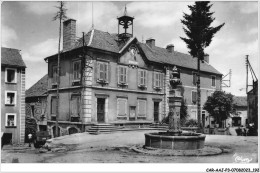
[34,131,51,148]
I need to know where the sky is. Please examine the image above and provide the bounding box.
[1,1,258,96]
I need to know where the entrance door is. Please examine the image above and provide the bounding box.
[97,98,105,123]
[154,102,159,123]
[129,106,136,121]
[232,117,241,126]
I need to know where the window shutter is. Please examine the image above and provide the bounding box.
[144,70,147,86]
[160,73,163,88]
[153,72,155,87]
[138,100,146,116]
[138,69,141,85]
[78,62,81,80]
[117,66,120,84]
[125,67,128,84]
[96,62,100,80]
[192,91,197,103]
[107,63,110,82]
[118,99,126,116]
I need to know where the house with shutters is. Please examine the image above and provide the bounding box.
[43,9,222,136]
[1,47,26,144]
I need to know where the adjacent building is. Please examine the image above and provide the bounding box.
[43,11,222,136]
[1,47,26,144]
[247,81,258,128]
[226,96,248,127]
[25,74,48,131]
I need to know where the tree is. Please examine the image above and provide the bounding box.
[53,1,67,137]
[203,91,234,127]
[180,99,189,126]
[180,1,225,132]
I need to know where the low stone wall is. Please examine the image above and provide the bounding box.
[47,121,93,138]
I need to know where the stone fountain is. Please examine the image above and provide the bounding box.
[145,66,206,150]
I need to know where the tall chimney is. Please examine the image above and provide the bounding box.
[146,38,155,48]
[63,19,76,51]
[203,54,209,63]
[166,44,174,53]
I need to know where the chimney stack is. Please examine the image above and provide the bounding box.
[166,44,174,53]
[146,38,155,48]
[63,19,76,51]
[203,54,209,63]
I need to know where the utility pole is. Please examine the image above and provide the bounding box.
[246,55,249,94]
[53,1,67,137]
[81,32,85,132]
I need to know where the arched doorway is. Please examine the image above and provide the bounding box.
[52,126,61,137]
[68,127,78,135]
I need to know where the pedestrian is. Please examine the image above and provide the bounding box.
[28,133,32,147]
[226,123,231,135]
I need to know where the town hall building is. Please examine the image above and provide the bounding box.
[43,9,222,136]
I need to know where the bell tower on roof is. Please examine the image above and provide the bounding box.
[117,6,134,41]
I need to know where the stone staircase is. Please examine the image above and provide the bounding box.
[87,124,122,134]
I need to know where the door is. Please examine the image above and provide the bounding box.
[97,98,105,123]
[129,106,136,121]
[154,102,159,123]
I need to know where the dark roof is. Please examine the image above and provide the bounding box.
[1,47,26,67]
[26,74,48,98]
[138,43,222,75]
[233,96,247,107]
[45,29,221,75]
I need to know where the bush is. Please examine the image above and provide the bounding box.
[184,119,198,127]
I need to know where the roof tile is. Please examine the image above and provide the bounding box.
[1,47,26,67]
[26,74,48,97]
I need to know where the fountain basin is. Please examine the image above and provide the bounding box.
[145,132,206,150]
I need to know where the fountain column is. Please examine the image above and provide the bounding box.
[167,88,182,135]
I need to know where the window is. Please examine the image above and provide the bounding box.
[138,69,147,86]
[118,66,127,84]
[211,76,216,87]
[5,91,16,105]
[5,68,17,83]
[52,66,58,84]
[97,62,109,82]
[154,72,163,88]
[73,61,81,81]
[6,113,16,127]
[117,98,127,116]
[192,91,197,104]
[138,99,146,116]
[51,97,57,115]
[192,72,197,85]
[71,95,80,117]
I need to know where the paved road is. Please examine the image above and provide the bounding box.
[1,130,258,163]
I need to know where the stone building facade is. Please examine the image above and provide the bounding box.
[1,47,26,144]
[43,13,222,136]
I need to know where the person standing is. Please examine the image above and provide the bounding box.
[28,133,32,147]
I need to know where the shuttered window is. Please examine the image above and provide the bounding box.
[154,72,163,88]
[71,95,80,116]
[138,69,147,86]
[138,100,146,116]
[118,66,127,84]
[97,62,109,81]
[192,72,197,85]
[73,61,81,81]
[192,91,197,104]
[53,66,58,84]
[211,76,216,87]
[51,97,57,115]
[117,98,127,116]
